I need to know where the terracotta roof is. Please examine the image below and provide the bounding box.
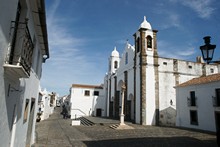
[177,73,220,87]
[72,84,103,89]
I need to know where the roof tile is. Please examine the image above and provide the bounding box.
[72,84,103,89]
[177,73,220,87]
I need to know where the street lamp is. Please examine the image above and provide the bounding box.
[200,36,219,64]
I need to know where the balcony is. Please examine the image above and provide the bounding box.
[187,97,197,107]
[213,96,220,107]
[4,21,34,79]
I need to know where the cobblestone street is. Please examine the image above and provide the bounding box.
[33,107,218,147]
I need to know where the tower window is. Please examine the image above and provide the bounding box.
[114,61,118,69]
[137,37,140,52]
[146,36,152,48]
[125,52,128,65]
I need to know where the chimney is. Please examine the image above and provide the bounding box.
[196,56,204,63]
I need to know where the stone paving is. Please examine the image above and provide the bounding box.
[33,107,218,147]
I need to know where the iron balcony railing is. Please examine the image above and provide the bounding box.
[4,20,34,78]
[187,97,197,107]
[212,96,220,107]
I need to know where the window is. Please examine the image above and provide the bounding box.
[188,65,192,69]
[9,3,21,64]
[94,91,99,96]
[114,61,118,69]
[210,68,214,73]
[84,90,90,96]
[216,89,220,106]
[109,61,111,71]
[146,36,152,48]
[163,62,167,65]
[189,91,196,106]
[190,110,198,125]
[23,99,29,123]
[125,52,128,64]
[137,37,140,52]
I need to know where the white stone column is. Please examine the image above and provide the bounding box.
[120,83,126,125]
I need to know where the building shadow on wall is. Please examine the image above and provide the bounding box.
[83,136,217,147]
[4,79,25,131]
[160,106,176,126]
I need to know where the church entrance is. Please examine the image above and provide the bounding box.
[125,100,131,121]
[114,91,120,119]
[109,101,113,117]
[96,108,102,117]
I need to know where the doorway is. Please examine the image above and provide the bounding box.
[26,98,35,147]
[215,112,220,131]
[96,108,102,117]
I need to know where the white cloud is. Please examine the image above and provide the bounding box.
[158,40,195,59]
[46,0,60,21]
[171,0,216,19]
[160,13,181,29]
[176,47,195,56]
[152,4,182,30]
[182,0,215,19]
[41,0,106,95]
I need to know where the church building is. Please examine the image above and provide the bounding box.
[104,16,220,126]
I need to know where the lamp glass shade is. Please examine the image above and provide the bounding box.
[200,45,215,64]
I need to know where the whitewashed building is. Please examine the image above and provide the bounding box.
[176,73,220,132]
[104,17,220,126]
[70,84,106,119]
[38,89,57,121]
[0,0,49,146]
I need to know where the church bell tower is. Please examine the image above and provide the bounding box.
[109,47,120,74]
[133,16,159,125]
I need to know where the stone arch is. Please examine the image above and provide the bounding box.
[146,35,152,48]
[114,61,118,69]
[117,80,124,91]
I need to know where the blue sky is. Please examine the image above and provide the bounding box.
[41,0,220,96]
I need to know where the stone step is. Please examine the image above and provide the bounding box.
[109,124,119,129]
[76,117,95,126]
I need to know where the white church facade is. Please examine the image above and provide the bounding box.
[103,17,220,126]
